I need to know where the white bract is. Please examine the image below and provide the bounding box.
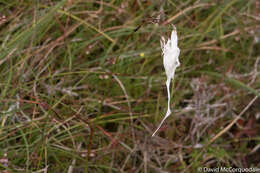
[152,26,180,136]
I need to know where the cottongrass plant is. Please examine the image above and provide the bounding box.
[152,26,180,136]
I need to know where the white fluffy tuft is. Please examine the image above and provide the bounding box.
[152,26,181,136]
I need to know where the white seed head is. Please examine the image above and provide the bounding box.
[161,27,180,81]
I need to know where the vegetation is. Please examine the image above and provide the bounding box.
[0,0,259,172]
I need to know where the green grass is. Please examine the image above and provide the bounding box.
[0,0,259,172]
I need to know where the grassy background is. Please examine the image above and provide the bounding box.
[0,0,259,172]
